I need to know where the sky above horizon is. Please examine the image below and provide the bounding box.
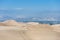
[0,0,60,18]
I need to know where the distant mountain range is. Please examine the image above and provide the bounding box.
[0,16,59,22]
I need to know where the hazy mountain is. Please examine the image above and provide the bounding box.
[0,16,59,22]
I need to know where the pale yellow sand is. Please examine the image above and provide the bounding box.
[0,28,59,40]
[0,20,59,40]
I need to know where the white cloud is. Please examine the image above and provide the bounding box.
[14,8,23,10]
[31,17,58,21]
[32,18,37,20]
[16,15,26,19]
[43,17,57,21]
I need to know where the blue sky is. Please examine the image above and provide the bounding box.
[0,0,60,18]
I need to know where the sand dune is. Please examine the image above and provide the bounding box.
[0,26,59,40]
[27,22,39,25]
[0,20,59,40]
[0,23,7,26]
[51,24,60,32]
[2,20,20,26]
[2,20,26,27]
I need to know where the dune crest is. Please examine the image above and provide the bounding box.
[0,20,59,40]
[51,24,60,32]
[27,22,39,25]
[2,20,19,26]
[2,20,26,27]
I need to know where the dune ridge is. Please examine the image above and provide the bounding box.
[0,20,59,40]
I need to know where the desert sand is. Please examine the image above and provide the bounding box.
[0,20,59,40]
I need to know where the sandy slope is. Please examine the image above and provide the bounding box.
[0,29,59,40]
[0,20,59,40]
[0,25,59,40]
[51,24,60,32]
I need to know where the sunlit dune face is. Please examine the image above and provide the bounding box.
[0,23,7,26]
[0,20,59,40]
[51,24,60,32]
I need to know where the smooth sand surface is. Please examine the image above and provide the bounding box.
[0,26,59,40]
[0,20,59,40]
